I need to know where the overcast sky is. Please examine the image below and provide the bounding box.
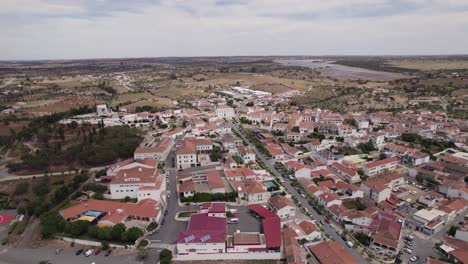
[1,0,468,60]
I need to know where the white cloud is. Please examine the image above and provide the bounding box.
[0,0,467,59]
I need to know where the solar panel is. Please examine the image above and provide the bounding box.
[200,234,211,243]
[184,235,195,243]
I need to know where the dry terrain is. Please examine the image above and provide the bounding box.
[388,59,468,70]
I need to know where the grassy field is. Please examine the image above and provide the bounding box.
[388,59,468,70]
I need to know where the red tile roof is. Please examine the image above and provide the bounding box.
[177,213,226,244]
[60,199,160,225]
[269,195,295,210]
[330,162,357,176]
[364,157,399,169]
[308,241,359,264]
[247,204,281,249]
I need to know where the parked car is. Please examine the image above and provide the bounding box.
[95,249,101,255]
[55,249,63,254]
[410,256,419,262]
[405,235,414,241]
[85,249,95,257]
[75,249,84,255]
[164,210,168,216]
[105,250,112,257]
[404,247,413,254]
[346,241,354,248]
[161,219,166,225]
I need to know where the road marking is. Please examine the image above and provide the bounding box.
[148,241,171,249]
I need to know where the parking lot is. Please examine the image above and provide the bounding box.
[396,183,427,203]
[226,206,262,234]
[398,231,441,264]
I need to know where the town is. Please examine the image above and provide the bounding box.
[1,74,467,264]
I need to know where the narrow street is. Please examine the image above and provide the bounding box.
[229,120,370,264]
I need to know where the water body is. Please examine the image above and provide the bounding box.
[276,59,405,81]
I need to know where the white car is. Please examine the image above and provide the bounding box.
[404,247,412,254]
[410,256,419,262]
[85,249,94,257]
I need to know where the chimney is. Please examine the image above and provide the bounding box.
[124,173,127,177]
[139,167,142,172]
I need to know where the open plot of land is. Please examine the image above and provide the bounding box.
[181,72,316,93]
[110,91,179,108]
[388,59,468,70]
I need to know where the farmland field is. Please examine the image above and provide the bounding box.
[388,59,468,70]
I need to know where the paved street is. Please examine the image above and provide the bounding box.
[0,247,143,264]
[229,121,369,264]
[144,136,186,263]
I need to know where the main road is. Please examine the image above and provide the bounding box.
[229,120,369,264]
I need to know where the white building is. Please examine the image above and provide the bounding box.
[237,145,256,164]
[269,195,296,219]
[96,104,111,116]
[108,166,165,202]
[362,157,399,176]
[134,137,174,161]
[176,137,213,170]
[215,106,235,119]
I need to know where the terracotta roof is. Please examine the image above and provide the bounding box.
[232,179,268,194]
[283,227,298,239]
[224,168,255,179]
[206,170,225,190]
[298,220,320,235]
[426,257,450,264]
[330,162,357,176]
[269,195,295,210]
[111,167,160,185]
[364,157,399,169]
[284,236,303,264]
[308,241,359,264]
[60,199,160,225]
[370,213,402,249]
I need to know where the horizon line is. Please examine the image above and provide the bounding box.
[2,54,468,63]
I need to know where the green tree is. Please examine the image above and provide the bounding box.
[415,174,424,184]
[125,227,144,243]
[160,249,173,264]
[14,182,29,195]
[111,223,126,241]
[448,225,458,236]
[97,226,112,241]
[40,211,66,238]
[67,220,89,237]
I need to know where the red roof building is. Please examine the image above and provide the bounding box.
[308,241,359,264]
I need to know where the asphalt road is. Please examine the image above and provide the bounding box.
[0,247,143,264]
[144,137,186,263]
[229,121,369,264]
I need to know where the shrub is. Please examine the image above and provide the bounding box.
[14,182,29,195]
